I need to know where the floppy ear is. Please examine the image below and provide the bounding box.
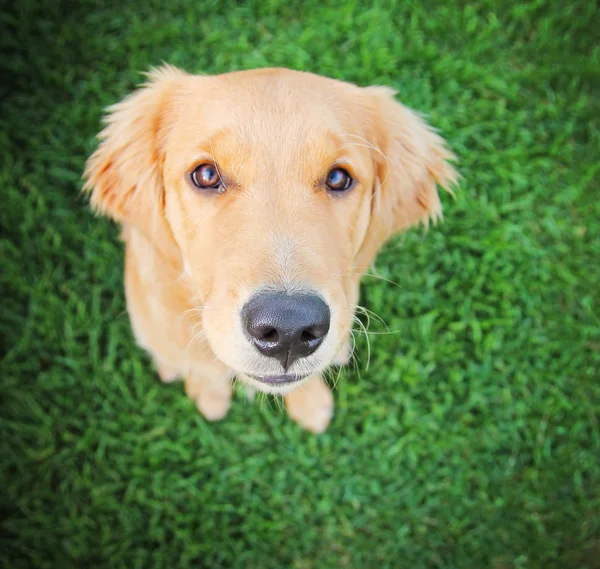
[83,65,188,252]
[356,86,458,268]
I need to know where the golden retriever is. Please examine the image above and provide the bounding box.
[84,66,457,433]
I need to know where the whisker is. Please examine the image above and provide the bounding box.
[352,328,402,336]
[322,266,403,291]
[182,306,207,317]
[362,272,403,290]
[352,315,371,371]
[184,326,210,360]
[348,330,361,380]
[357,305,372,332]
[274,393,284,412]
[353,304,390,331]
[329,364,343,391]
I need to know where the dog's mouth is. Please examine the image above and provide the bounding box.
[246,373,310,385]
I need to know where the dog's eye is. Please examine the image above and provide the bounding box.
[190,163,222,189]
[326,167,353,192]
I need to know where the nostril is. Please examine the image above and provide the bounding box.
[300,329,317,344]
[258,327,279,343]
[300,325,327,344]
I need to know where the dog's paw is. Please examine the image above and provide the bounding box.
[195,390,231,421]
[156,362,180,383]
[185,377,232,422]
[285,376,334,434]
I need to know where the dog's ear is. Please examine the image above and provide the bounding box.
[356,86,458,267]
[83,65,188,248]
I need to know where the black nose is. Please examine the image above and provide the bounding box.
[242,292,331,370]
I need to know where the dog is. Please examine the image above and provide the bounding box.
[83,66,457,433]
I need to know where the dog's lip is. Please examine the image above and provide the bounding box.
[246,373,309,385]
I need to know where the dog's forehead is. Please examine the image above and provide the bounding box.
[210,67,362,114]
[178,72,363,143]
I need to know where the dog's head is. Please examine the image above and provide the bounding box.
[84,66,457,393]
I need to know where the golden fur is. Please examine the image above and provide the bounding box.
[84,66,457,433]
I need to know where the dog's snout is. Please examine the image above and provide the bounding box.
[242,292,330,370]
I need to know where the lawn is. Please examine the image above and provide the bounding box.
[1,1,599,568]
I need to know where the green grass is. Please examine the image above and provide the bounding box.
[2,1,599,567]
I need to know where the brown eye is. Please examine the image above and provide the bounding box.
[191,163,221,189]
[326,167,353,192]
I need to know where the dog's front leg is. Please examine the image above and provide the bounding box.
[285,376,334,434]
[184,363,233,422]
